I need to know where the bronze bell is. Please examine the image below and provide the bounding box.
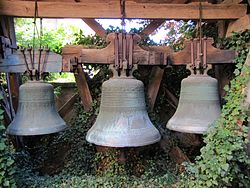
[7,81,67,135]
[166,74,221,134]
[86,76,161,147]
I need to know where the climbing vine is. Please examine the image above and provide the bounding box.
[179,30,250,187]
[0,96,16,188]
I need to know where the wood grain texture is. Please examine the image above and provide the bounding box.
[0,1,247,19]
[82,19,106,39]
[74,64,93,111]
[226,15,250,37]
[0,50,63,72]
[147,66,165,111]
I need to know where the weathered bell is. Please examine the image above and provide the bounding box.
[7,81,67,135]
[86,76,161,147]
[166,74,221,134]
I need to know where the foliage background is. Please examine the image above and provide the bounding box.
[1,18,249,187]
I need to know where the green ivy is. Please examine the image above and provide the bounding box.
[179,30,250,187]
[0,95,16,187]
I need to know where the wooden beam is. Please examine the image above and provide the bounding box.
[8,73,20,112]
[0,50,63,73]
[221,0,243,4]
[0,1,247,20]
[0,16,17,48]
[82,19,107,39]
[58,93,78,118]
[74,64,93,111]
[147,66,165,111]
[139,20,165,39]
[169,38,236,65]
[61,35,236,71]
[226,15,250,37]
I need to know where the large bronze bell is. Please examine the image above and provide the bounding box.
[166,74,221,134]
[86,76,161,147]
[7,81,67,135]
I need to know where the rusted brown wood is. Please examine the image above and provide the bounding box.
[74,64,93,111]
[8,73,20,112]
[82,18,107,39]
[135,0,189,3]
[0,1,247,20]
[61,36,236,71]
[169,38,236,65]
[169,146,190,171]
[226,15,250,37]
[221,0,243,3]
[58,93,78,118]
[62,33,169,71]
[147,66,165,111]
[217,21,226,38]
[215,19,230,98]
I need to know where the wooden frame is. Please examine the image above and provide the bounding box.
[0,1,247,20]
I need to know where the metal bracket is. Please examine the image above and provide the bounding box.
[114,32,134,76]
[190,37,208,71]
[20,47,50,80]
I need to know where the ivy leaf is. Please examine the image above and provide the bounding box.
[224,85,229,92]
[234,69,240,76]
[0,142,6,151]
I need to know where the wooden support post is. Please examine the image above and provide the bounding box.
[8,73,20,112]
[0,16,20,111]
[74,65,93,111]
[226,15,250,37]
[147,66,165,111]
[215,20,231,99]
[165,88,178,108]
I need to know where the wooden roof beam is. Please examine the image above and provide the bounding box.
[0,1,247,20]
[139,20,165,39]
[82,19,107,39]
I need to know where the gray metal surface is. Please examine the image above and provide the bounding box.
[86,77,161,147]
[7,81,67,135]
[166,74,221,134]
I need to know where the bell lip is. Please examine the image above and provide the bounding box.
[166,123,209,134]
[6,124,68,136]
[86,136,161,148]
[86,132,161,147]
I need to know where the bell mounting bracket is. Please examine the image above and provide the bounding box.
[114,32,136,76]
[190,37,207,70]
[20,46,50,80]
